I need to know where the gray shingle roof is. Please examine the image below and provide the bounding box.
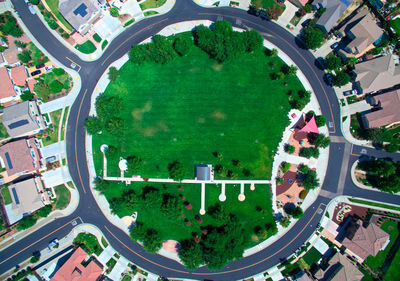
[314,0,354,33]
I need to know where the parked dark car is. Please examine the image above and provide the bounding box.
[31,70,41,76]
[330,42,340,49]
[343,89,358,96]
[247,8,260,16]
[35,63,45,69]
[324,73,333,87]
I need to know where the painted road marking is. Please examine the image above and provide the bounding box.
[0,217,80,266]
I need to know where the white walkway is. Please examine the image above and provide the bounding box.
[42,167,72,188]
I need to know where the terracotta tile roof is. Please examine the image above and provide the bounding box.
[27,78,37,93]
[364,89,400,128]
[342,221,390,260]
[51,247,103,281]
[0,139,38,177]
[10,65,27,86]
[0,67,15,99]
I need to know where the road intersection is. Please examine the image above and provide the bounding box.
[1,0,400,280]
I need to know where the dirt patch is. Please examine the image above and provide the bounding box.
[140,120,169,137]
[211,110,226,121]
[132,101,152,121]
[189,67,200,72]
[197,117,206,123]
[212,63,223,71]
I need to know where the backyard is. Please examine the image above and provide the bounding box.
[42,109,62,146]
[34,68,72,101]
[0,116,9,139]
[1,186,11,205]
[92,38,304,180]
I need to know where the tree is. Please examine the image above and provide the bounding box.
[303,26,325,50]
[104,118,124,136]
[270,48,278,56]
[161,194,183,220]
[280,217,291,228]
[324,54,341,70]
[105,145,119,160]
[285,144,295,154]
[333,71,350,87]
[316,7,326,18]
[281,162,291,173]
[37,205,52,217]
[17,216,37,231]
[129,44,148,64]
[110,7,119,17]
[45,18,58,30]
[14,40,27,48]
[243,30,263,52]
[385,143,399,153]
[304,4,312,13]
[173,36,191,56]
[127,155,142,171]
[298,165,319,190]
[148,35,176,64]
[299,147,319,158]
[33,81,51,101]
[287,65,298,76]
[95,93,123,120]
[168,161,185,181]
[30,0,40,4]
[315,115,326,127]
[178,239,203,269]
[346,57,358,68]
[30,254,40,264]
[142,228,162,253]
[84,116,102,135]
[49,80,63,93]
[267,4,284,20]
[365,128,385,143]
[17,50,31,63]
[108,66,120,82]
[313,134,330,148]
[284,204,304,219]
[20,91,34,101]
[94,179,109,194]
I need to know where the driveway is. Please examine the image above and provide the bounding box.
[108,256,129,280]
[93,15,122,40]
[40,141,66,160]
[347,100,371,115]
[120,0,144,18]
[41,167,71,188]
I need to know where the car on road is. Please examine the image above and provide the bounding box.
[330,42,339,49]
[343,89,358,96]
[324,73,333,87]
[48,239,59,249]
[35,63,45,69]
[31,70,41,76]
[28,3,36,15]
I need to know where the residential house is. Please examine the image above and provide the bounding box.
[58,0,101,35]
[10,64,28,86]
[0,67,16,103]
[2,100,46,138]
[354,54,400,94]
[339,9,383,57]
[342,220,390,262]
[5,177,48,225]
[363,89,400,128]
[314,251,363,281]
[2,34,30,66]
[50,247,103,281]
[0,138,41,181]
[312,0,354,33]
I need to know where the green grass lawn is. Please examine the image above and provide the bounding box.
[28,42,49,66]
[385,242,400,280]
[251,0,284,10]
[143,11,159,16]
[60,106,69,141]
[93,44,303,180]
[101,181,274,245]
[42,109,62,146]
[54,184,71,210]
[365,220,399,270]
[101,40,108,50]
[1,186,11,205]
[93,33,102,43]
[43,0,73,32]
[0,116,9,139]
[302,247,322,265]
[139,0,167,10]
[390,18,400,34]
[75,40,96,54]
[74,233,103,256]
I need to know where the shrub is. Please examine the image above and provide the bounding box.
[280,217,291,228]
[17,50,31,63]
[108,66,120,82]
[37,205,52,217]
[14,40,27,48]
[17,216,37,231]
[110,7,119,17]
[315,115,326,127]
[267,4,284,20]
[333,72,350,87]
[299,147,319,158]
[20,91,34,101]
[299,189,308,200]
[168,161,185,181]
[173,37,191,56]
[84,116,102,135]
[30,255,39,264]
[385,143,399,153]
[285,144,295,154]
[281,162,291,173]
[30,0,40,4]
[304,4,312,13]
[49,80,63,93]
[52,68,65,76]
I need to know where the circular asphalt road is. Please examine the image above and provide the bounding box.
[1,1,400,280]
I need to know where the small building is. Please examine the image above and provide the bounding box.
[342,220,390,262]
[58,0,101,35]
[0,138,41,180]
[312,0,354,33]
[5,178,47,224]
[339,9,383,57]
[2,101,46,138]
[363,89,400,128]
[0,67,16,103]
[354,54,400,94]
[10,65,28,86]
[195,164,211,181]
[50,247,103,281]
[314,252,363,281]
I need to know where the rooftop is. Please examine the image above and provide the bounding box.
[50,247,103,281]
[0,139,38,177]
[364,89,400,128]
[0,67,15,99]
[10,65,27,86]
[313,0,354,33]
[8,178,45,216]
[58,0,100,34]
[314,251,363,281]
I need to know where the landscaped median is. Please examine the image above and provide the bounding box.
[86,21,313,270]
